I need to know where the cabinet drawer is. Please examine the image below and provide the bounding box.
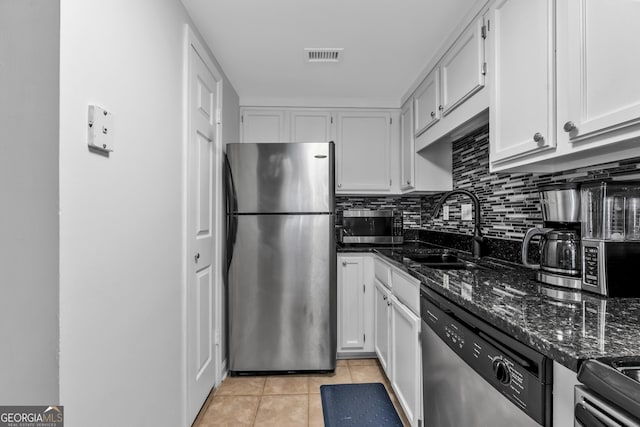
[391,270,419,314]
[374,258,392,289]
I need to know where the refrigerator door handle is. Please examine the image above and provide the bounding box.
[224,153,238,271]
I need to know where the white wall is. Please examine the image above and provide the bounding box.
[59,1,238,425]
[0,0,60,405]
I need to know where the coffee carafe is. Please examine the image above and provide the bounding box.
[522,183,582,289]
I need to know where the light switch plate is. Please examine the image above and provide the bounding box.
[88,105,114,152]
[461,204,473,221]
[443,205,450,221]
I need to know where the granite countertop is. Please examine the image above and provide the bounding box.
[339,242,640,372]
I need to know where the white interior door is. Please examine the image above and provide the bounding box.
[186,31,221,423]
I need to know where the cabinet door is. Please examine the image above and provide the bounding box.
[489,0,555,164]
[290,110,333,142]
[336,112,391,192]
[240,109,287,142]
[440,17,485,117]
[337,257,365,351]
[413,68,440,135]
[400,102,415,191]
[374,279,391,372]
[559,0,640,144]
[390,296,421,427]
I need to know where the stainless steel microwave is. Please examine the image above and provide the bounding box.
[338,209,403,244]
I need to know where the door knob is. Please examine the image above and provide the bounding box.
[194,253,200,263]
[438,105,443,111]
[342,261,347,266]
[533,133,544,143]
[563,121,576,132]
[430,111,435,118]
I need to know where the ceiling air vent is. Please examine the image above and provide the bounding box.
[304,48,344,63]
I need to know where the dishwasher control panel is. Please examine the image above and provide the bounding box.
[422,296,549,426]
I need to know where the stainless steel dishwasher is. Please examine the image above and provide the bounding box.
[420,287,553,426]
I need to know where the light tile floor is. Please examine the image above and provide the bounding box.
[193,358,410,427]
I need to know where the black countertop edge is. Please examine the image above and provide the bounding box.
[338,242,640,373]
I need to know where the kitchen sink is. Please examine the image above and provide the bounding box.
[404,252,486,270]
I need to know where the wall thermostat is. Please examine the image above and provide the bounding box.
[88,105,114,152]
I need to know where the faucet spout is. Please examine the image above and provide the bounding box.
[432,189,485,258]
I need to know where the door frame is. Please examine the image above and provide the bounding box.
[182,25,224,425]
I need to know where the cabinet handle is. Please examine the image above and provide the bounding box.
[194,253,200,263]
[563,121,576,132]
[406,180,411,185]
[387,301,392,306]
[438,105,443,111]
[533,133,544,143]
[337,183,342,188]
[430,111,435,118]
[383,295,387,301]
[342,261,347,266]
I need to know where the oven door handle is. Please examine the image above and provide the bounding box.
[575,403,612,427]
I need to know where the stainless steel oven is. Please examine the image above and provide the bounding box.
[338,209,403,245]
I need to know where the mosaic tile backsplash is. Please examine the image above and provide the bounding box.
[421,124,640,241]
[338,123,640,260]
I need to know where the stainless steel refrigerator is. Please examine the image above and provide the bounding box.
[225,141,337,374]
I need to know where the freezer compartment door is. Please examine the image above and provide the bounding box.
[228,214,337,372]
[226,142,334,213]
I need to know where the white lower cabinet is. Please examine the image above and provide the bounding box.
[372,256,422,427]
[337,255,374,355]
[374,279,391,372]
[390,294,422,427]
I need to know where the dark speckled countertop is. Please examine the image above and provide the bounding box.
[339,242,640,372]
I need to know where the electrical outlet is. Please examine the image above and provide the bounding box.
[87,105,114,152]
[461,203,472,221]
[443,205,450,221]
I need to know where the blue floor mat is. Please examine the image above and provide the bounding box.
[320,382,404,427]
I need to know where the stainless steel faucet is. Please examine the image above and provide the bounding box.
[432,189,485,258]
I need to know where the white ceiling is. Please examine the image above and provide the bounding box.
[182,0,479,108]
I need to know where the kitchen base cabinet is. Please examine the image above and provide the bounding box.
[337,255,374,356]
[390,294,422,427]
[372,256,422,427]
[374,279,391,372]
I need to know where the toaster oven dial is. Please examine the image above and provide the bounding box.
[492,358,511,385]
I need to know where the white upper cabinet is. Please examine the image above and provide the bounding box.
[489,0,555,165]
[400,102,415,191]
[413,68,440,136]
[240,109,287,142]
[335,111,393,193]
[490,0,640,172]
[558,0,640,147]
[289,110,333,142]
[411,11,490,153]
[440,17,486,117]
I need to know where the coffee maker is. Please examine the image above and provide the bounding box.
[581,181,640,297]
[522,183,582,289]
